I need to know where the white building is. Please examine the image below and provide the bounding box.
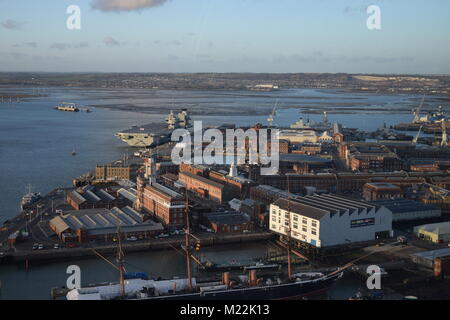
[269,194,393,248]
[277,130,318,144]
[414,222,450,244]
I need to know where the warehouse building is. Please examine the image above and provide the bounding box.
[270,194,392,248]
[370,199,441,222]
[179,171,225,203]
[411,248,450,269]
[414,222,450,244]
[49,207,163,243]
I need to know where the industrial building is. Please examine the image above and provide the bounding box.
[269,194,393,248]
[414,222,450,244]
[49,207,164,243]
[203,212,252,234]
[363,182,404,201]
[179,171,225,203]
[95,164,131,181]
[277,130,318,144]
[136,176,186,229]
[370,199,441,222]
[411,248,450,269]
[66,186,122,210]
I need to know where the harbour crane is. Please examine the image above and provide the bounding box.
[413,125,423,144]
[412,95,425,123]
[441,121,448,148]
[267,99,279,128]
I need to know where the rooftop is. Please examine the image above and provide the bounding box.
[273,194,378,220]
[370,199,440,214]
[180,171,224,189]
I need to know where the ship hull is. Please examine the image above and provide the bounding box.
[145,273,342,301]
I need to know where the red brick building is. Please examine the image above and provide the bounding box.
[179,171,224,203]
[363,183,403,201]
[136,176,186,228]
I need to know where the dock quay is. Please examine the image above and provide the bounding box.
[2,232,275,265]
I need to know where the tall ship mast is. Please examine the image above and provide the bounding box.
[66,183,345,301]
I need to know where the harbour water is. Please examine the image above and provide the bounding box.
[0,87,445,299]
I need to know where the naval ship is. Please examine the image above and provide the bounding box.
[115,109,191,148]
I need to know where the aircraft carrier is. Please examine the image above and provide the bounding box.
[115,109,190,148]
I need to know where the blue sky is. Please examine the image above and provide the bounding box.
[0,0,449,73]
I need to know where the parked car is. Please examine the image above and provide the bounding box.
[32,243,39,250]
[127,236,138,242]
[65,243,77,248]
[53,243,60,249]
[38,244,44,250]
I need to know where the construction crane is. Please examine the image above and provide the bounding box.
[413,95,426,123]
[267,99,279,128]
[441,121,448,148]
[413,125,423,144]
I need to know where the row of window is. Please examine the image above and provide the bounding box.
[271,210,318,228]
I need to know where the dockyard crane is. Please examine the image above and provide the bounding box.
[413,125,423,144]
[267,99,279,128]
[413,95,425,123]
[441,121,448,148]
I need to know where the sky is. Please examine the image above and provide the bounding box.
[0,0,449,74]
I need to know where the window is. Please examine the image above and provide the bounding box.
[302,227,307,233]
[293,215,298,222]
[293,223,298,230]
[311,228,317,235]
[312,221,317,228]
[302,218,307,224]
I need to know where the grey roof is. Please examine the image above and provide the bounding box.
[180,171,224,189]
[83,190,102,203]
[55,207,151,233]
[273,194,377,220]
[68,191,87,205]
[411,248,450,260]
[273,198,329,220]
[118,188,137,202]
[96,189,116,202]
[370,199,440,214]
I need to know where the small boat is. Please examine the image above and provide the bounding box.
[71,147,77,156]
[55,102,79,112]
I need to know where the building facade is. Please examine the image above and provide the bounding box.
[269,194,392,248]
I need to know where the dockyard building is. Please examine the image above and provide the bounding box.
[269,194,393,248]
[179,171,225,204]
[370,199,441,222]
[414,222,450,244]
[49,207,163,243]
